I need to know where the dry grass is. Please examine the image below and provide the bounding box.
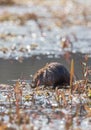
[0,56,91,130]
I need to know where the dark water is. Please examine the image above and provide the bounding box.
[0,53,90,84]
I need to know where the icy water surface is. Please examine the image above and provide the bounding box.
[0,0,91,59]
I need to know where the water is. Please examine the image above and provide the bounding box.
[0,0,91,83]
[0,53,91,84]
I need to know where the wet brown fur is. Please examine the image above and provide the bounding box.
[32,62,70,88]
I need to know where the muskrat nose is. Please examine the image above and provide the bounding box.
[30,81,36,88]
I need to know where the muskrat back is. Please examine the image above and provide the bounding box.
[31,62,70,88]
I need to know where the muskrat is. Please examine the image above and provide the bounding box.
[31,62,70,88]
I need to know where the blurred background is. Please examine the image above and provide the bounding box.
[0,0,91,83]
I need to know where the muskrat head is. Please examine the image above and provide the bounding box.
[31,62,71,88]
[31,69,44,88]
